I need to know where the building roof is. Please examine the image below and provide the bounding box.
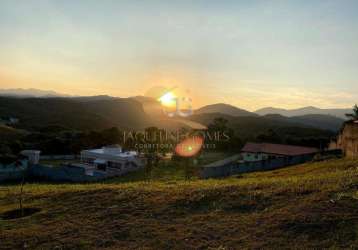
[81,147,138,162]
[20,150,41,154]
[241,142,318,156]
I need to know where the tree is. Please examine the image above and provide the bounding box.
[101,127,122,145]
[183,156,193,180]
[142,127,161,181]
[256,129,282,144]
[345,104,358,120]
[208,117,229,132]
[19,170,25,217]
[208,117,237,151]
[171,153,197,181]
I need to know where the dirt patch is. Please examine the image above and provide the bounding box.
[1,207,41,220]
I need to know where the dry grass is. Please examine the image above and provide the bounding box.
[1,159,358,249]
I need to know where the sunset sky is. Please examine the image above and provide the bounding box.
[1,0,358,110]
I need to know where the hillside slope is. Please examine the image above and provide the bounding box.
[1,159,358,249]
[0,97,152,131]
[196,103,258,117]
[0,96,203,132]
[193,107,344,131]
[189,113,334,143]
[0,124,26,142]
[263,114,344,131]
[0,88,70,98]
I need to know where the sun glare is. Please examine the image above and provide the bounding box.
[175,136,204,157]
[158,91,176,107]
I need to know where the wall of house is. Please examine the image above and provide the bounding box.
[241,152,269,162]
[0,160,28,182]
[40,155,80,160]
[1,161,142,183]
[200,153,316,179]
[331,122,358,159]
[28,164,106,182]
[82,156,142,172]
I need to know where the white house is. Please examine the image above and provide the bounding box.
[20,150,41,165]
[0,116,19,125]
[80,145,142,175]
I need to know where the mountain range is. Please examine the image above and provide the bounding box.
[255,106,351,120]
[0,88,350,132]
[0,88,351,119]
[194,104,346,131]
[188,112,335,149]
[0,88,71,98]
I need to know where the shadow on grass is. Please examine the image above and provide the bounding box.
[1,207,41,220]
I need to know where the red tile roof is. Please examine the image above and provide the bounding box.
[241,142,319,156]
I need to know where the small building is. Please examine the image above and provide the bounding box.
[241,142,319,162]
[0,116,19,125]
[80,145,142,175]
[329,120,358,158]
[20,150,41,165]
[201,143,319,179]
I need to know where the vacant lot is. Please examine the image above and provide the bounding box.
[1,159,358,249]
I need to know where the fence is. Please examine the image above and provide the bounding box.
[28,164,106,182]
[1,158,144,183]
[40,155,80,160]
[0,160,28,182]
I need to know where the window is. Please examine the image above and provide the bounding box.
[83,157,94,164]
[108,161,122,169]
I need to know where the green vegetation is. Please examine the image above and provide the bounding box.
[105,152,231,183]
[191,114,335,148]
[1,158,358,249]
[346,104,358,120]
[105,160,188,183]
[0,96,151,131]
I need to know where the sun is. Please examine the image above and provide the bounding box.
[158,91,176,107]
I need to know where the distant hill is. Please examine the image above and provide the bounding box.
[0,97,152,131]
[70,95,116,102]
[0,96,207,132]
[194,104,344,131]
[131,96,165,118]
[196,103,258,117]
[0,88,71,98]
[189,113,334,146]
[255,106,351,119]
[263,114,344,131]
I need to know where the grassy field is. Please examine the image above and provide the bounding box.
[106,151,234,183]
[1,159,358,249]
